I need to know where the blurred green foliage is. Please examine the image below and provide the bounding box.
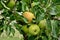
[0,0,60,40]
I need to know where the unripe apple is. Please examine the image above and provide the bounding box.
[38,19,47,29]
[29,24,40,35]
[23,12,35,22]
[22,25,29,33]
[7,0,15,8]
[31,2,35,7]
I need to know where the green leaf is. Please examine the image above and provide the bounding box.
[53,0,60,5]
[36,13,45,23]
[28,36,35,40]
[6,25,11,36]
[56,5,60,16]
[10,28,15,36]
[51,20,58,38]
[49,6,57,15]
[42,36,48,40]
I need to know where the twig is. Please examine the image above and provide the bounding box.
[1,1,10,10]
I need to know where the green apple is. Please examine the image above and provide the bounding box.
[23,12,35,23]
[29,24,40,35]
[38,19,47,29]
[7,0,15,8]
[22,25,29,33]
[31,2,35,7]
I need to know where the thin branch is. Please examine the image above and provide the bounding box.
[1,1,10,10]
